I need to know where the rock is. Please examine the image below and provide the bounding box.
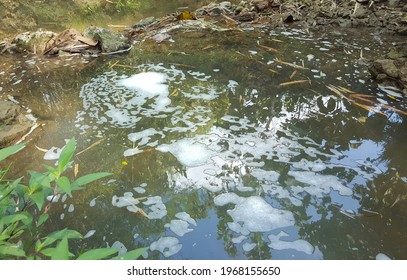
[132,17,156,29]
[370,59,399,78]
[13,30,56,54]
[387,43,407,59]
[252,0,270,12]
[0,101,36,148]
[369,43,407,95]
[83,27,131,54]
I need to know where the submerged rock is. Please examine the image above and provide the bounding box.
[0,100,36,148]
[83,26,131,54]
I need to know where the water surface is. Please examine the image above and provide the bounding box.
[1,14,406,260]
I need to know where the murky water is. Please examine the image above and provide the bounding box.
[1,7,407,260]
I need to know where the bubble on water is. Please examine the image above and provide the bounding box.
[46,194,60,203]
[243,243,256,252]
[263,184,302,206]
[227,222,250,236]
[307,54,314,61]
[165,219,193,237]
[157,139,215,167]
[236,186,254,192]
[112,194,140,208]
[292,158,326,172]
[128,128,165,146]
[150,237,182,258]
[123,147,143,157]
[268,231,314,255]
[143,196,167,219]
[289,171,352,197]
[133,187,146,194]
[214,193,245,207]
[175,212,197,226]
[227,196,295,233]
[68,204,75,213]
[181,85,224,100]
[118,72,168,95]
[44,147,62,160]
[84,230,96,239]
[89,198,97,207]
[251,169,280,182]
[232,235,247,244]
[376,253,391,260]
[111,241,127,255]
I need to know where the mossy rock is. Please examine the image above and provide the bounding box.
[83,26,131,53]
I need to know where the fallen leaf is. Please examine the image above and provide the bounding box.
[279,80,309,87]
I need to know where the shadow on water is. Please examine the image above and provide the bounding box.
[1,19,407,260]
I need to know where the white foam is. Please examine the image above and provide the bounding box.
[175,212,197,226]
[165,219,193,237]
[157,139,214,167]
[227,222,250,236]
[268,231,314,255]
[68,204,75,213]
[263,184,302,206]
[150,236,182,257]
[232,235,247,244]
[112,194,139,208]
[227,196,295,233]
[143,196,167,219]
[376,253,391,260]
[89,198,97,207]
[133,187,146,194]
[111,241,127,255]
[84,230,96,239]
[288,171,352,197]
[46,194,60,203]
[118,72,168,96]
[214,193,245,206]
[243,243,256,252]
[123,147,143,157]
[43,147,62,160]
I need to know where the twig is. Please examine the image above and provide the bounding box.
[76,138,104,156]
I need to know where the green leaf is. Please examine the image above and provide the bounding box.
[38,228,82,251]
[111,247,148,260]
[0,243,26,257]
[28,171,51,190]
[0,143,25,162]
[58,138,76,174]
[37,213,49,227]
[51,238,70,260]
[48,228,83,240]
[71,172,112,190]
[77,248,118,260]
[56,176,72,197]
[0,213,30,225]
[29,191,46,210]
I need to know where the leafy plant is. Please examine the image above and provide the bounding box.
[0,138,147,260]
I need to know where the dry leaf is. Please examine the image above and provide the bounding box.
[280,80,309,87]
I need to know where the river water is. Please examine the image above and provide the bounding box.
[1,2,407,260]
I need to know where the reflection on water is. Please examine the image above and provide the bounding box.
[1,26,407,260]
